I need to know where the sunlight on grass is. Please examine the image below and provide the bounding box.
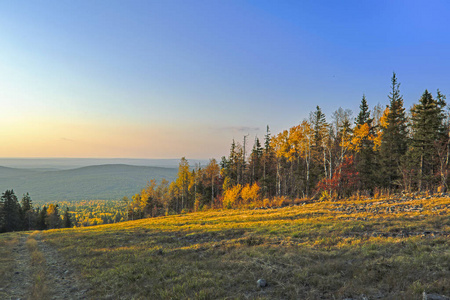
[41,196,450,299]
[0,233,19,299]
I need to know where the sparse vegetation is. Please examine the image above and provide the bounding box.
[26,232,49,299]
[0,233,19,298]
[39,195,450,299]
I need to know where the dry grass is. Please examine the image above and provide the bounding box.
[27,232,49,299]
[40,195,450,299]
[0,233,19,299]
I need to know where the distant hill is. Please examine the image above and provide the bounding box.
[0,158,208,170]
[0,164,177,203]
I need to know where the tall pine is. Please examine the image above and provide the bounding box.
[0,190,22,232]
[379,72,408,190]
[408,90,447,191]
[354,95,376,192]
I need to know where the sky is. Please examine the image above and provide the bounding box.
[1,0,450,160]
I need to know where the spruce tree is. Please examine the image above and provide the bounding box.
[379,72,408,189]
[63,207,72,228]
[356,94,371,126]
[354,95,376,192]
[409,90,447,191]
[0,190,21,232]
[37,205,48,230]
[310,106,328,183]
[21,193,34,230]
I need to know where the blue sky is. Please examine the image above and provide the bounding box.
[1,1,450,159]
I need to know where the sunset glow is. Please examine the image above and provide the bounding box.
[1,1,450,159]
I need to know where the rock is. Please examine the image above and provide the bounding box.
[257,278,267,288]
[423,292,450,300]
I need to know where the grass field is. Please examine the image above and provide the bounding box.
[4,195,450,299]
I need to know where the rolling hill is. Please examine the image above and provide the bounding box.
[0,164,177,202]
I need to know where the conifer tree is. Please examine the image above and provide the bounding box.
[0,190,21,232]
[379,72,408,189]
[354,95,377,192]
[37,205,48,230]
[46,203,61,229]
[310,106,329,184]
[21,193,34,230]
[249,137,263,185]
[408,90,447,191]
[261,126,275,197]
[63,207,72,228]
[356,94,372,126]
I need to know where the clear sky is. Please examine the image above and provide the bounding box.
[1,0,450,160]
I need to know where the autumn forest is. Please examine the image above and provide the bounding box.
[125,72,450,218]
[1,73,449,232]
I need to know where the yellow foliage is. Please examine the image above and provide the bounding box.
[223,184,242,208]
[373,107,389,151]
[271,130,290,159]
[350,123,370,152]
[241,183,260,205]
[380,107,389,128]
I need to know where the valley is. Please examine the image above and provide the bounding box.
[0,164,177,203]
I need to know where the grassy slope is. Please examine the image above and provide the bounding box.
[0,164,177,202]
[0,233,19,298]
[40,196,450,299]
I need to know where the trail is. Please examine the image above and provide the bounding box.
[2,236,33,300]
[35,234,89,300]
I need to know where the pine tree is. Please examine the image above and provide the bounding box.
[63,207,72,228]
[356,94,372,126]
[310,106,329,184]
[353,95,377,192]
[37,205,48,230]
[408,90,447,191]
[261,126,275,197]
[0,190,22,232]
[46,204,61,229]
[21,193,34,230]
[379,72,408,189]
[249,137,263,184]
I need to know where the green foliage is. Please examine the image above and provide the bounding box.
[0,190,21,232]
[379,72,408,189]
[408,90,447,191]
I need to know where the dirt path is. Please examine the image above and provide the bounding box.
[3,235,33,300]
[35,234,89,300]
[2,233,89,300]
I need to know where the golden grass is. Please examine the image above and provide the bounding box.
[41,196,450,299]
[27,232,49,299]
[0,233,19,299]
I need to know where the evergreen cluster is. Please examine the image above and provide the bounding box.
[0,189,72,233]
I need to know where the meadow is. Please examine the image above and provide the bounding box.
[2,195,450,299]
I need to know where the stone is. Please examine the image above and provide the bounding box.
[423,293,450,300]
[257,278,267,288]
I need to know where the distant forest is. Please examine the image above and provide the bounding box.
[2,72,449,232]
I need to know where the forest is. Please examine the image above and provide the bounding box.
[123,73,450,219]
[1,73,449,232]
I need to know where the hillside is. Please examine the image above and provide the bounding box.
[1,195,449,299]
[0,164,177,202]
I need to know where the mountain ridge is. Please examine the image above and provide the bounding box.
[0,164,177,203]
